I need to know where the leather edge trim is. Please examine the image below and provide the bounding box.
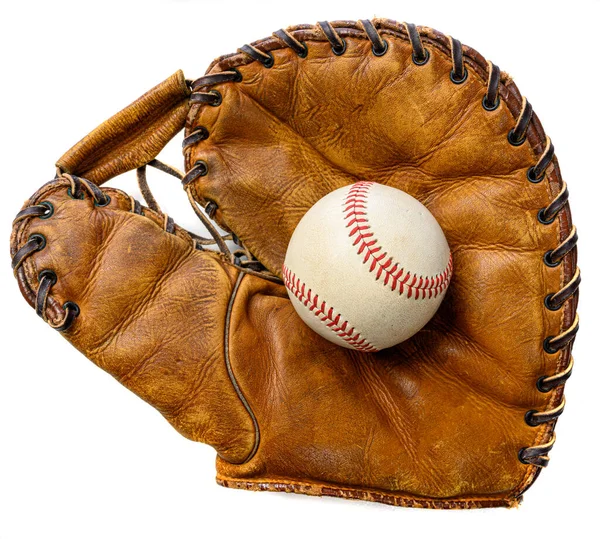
[186,19,577,501]
[224,272,261,463]
[216,475,519,509]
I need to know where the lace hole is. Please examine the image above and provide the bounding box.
[544,293,561,311]
[524,410,539,427]
[39,201,54,219]
[38,269,57,285]
[332,39,347,56]
[412,48,430,65]
[536,376,551,393]
[527,166,543,183]
[231,68,243,82]
[67,187,84,200]
[194,126,209,139]
[538,208,556,225]
[194,160,208,177]
[518,448,530,465]
[372,40,388,57]
[29,233,46,251]
[94,194,111,207]
[543,336,559,354]
[543,250,560,268]
[482,95,500,111]
[208,90,222,107]
[63,301,80,318]
[508,129,526,147]
[262,52,274,68]
[297,43,308,58]
[449,68,468,84]
[205,201,218,218]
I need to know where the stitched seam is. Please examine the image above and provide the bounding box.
[47,17,573,502]
[345,181,453,299]
[183,23,575,500]
[12,182,69,319]
[282,264,378,353]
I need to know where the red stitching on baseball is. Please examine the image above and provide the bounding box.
[344,182,453,300]
[282,264,379,353]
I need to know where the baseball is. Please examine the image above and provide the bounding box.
[283,182,452,352]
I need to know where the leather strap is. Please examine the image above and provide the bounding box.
[56,70,191,186]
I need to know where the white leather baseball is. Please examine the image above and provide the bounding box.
[283,181,452,352]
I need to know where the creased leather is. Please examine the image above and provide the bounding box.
[11,174,568,507]
[57,70,190,185]
[180,23,576,507]
[185,22,570,281]
[10,18,578,509]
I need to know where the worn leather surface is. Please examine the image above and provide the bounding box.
[10,19,578,508]
[11,176,567,508]
[57,70,190,185]
[180,21,577,504]
[185,20,572,279]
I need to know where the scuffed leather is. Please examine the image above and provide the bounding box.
[57,70,190,185]
[11,176,565,507]
[11,180,256,465]
[10,19,578,509]
[185,23,566,279]
[178,21,577,505]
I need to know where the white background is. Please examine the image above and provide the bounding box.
[1,1,598,537]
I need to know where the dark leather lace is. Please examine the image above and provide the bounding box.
[139,160,280,283]
[449,36,467,83]
[273,29,308,57]
[404,22,429,64]
[317,21,346,55]
[519,434,556,468]
[10,176,88,332]
[180,19,580,470]
[11,166,282,333]
[508,97,533,145]
[360,19,388,56]
[12,20,578,471]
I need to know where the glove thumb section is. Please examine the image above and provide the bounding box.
[10,178,258,464]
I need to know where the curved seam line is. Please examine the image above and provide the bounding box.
[345,182,453,298]
[177,21,576,496]
[282,264,378,352]
[224,272,261,463]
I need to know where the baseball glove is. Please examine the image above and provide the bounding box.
[10,18,580,508]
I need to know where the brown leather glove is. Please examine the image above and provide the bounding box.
[10,18,580,509]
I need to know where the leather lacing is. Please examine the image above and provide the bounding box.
[449,36,467,83]
[11,167,281,332]
[10,172,120,331]
[179,20,517,233]
[137,162,281,283]
[9,172,112,332]
[518,132,578,467]
[137,162,281,282]
[137,160,279,281]
[499,90,577,467]
[12,20,577,471]
[180,19,580,470]
[180,20,439,259]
